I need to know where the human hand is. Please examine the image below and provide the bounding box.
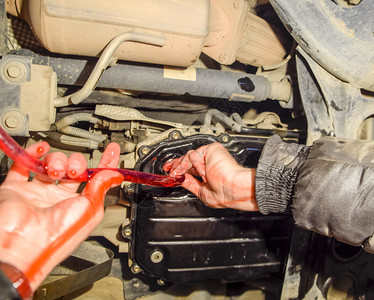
[0,142,124,293]
[163,142,258,211]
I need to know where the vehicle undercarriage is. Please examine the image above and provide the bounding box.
[1,0,374,299]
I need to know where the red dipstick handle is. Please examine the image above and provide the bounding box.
[0,126,184,187]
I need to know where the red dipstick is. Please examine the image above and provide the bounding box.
[0,126,184,187]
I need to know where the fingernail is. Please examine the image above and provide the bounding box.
[37,146,45,154]
[67,169,77,178]
[170,170,180,177]
[48,169,62,179]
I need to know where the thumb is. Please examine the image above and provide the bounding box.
[182,173,204,198]
[82,170,124,210]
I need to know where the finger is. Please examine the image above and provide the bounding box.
[182,174,223,209]
[67,153,87,179]
[82,170,124,210]
[187,150,208,182]
[44,152,68,180]
[169,150,195,176]
[171,148,208,182]
[56,153,88,191]
[98,143,120,168]
[5,142,50,182]
[163,158,180,172]
[181,173,204,198]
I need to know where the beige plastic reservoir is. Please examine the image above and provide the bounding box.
[15,0,210,67]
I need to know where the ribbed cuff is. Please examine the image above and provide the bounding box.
[256,162,298,214]
[255,135,309,215]
[0,262,32,300]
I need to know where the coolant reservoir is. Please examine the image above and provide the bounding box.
[12,0,210,67]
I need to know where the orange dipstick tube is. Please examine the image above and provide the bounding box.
[0,126,184,187]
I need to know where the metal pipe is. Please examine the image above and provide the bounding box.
[54,32,166,107]
[26,52,290,103]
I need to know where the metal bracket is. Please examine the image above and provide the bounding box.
[33,242,114,300]
[0,55,32,136]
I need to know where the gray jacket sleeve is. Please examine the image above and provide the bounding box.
[256,135,374,253]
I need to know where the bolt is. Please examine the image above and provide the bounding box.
[294,264,302,273]
[3,61,28,83]
[1,111,25,133]
[123,228,132,237]
[222,135,229,143]
[150,250,164,263]
[132,264,141,273]
[4,116,20,129]
[141,148,149,156]
[172,132,179,140]
[157,279,165,286]
[7,65,21,79]
[125,188,134,197]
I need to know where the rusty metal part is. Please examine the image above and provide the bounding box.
[11,0,209,67]
[270,0,374,92]
[33,242,114,300]
[296,47,374,144]
[202,0,250,65]
[236,12,289,68]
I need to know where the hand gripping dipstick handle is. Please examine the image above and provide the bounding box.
[0,126,184,187]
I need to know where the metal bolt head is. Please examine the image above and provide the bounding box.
[222,135,229,143]
[7,65,21,78]
[141,147,149,155]
[124,228,132,237]
[150,250,164,263]
[4,115,20,128]
[125,187,134,197]
[132,264,141,274]
[157,279,165,286]
[1,110,26,133]
[172,132,179,140]
[3,61,28,83]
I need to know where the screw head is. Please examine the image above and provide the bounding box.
[4,115,20,128]
[150,250,164,263]
[132,264,141,274]
[3,61,28,83]
[125,188,134,197]
[157,279,165,286]
[221,135,229,143]
[141,147,149,155]
[1,111,26,133]
[123,228,132,237]
[7,65,21,78]
[172,132,179,140]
